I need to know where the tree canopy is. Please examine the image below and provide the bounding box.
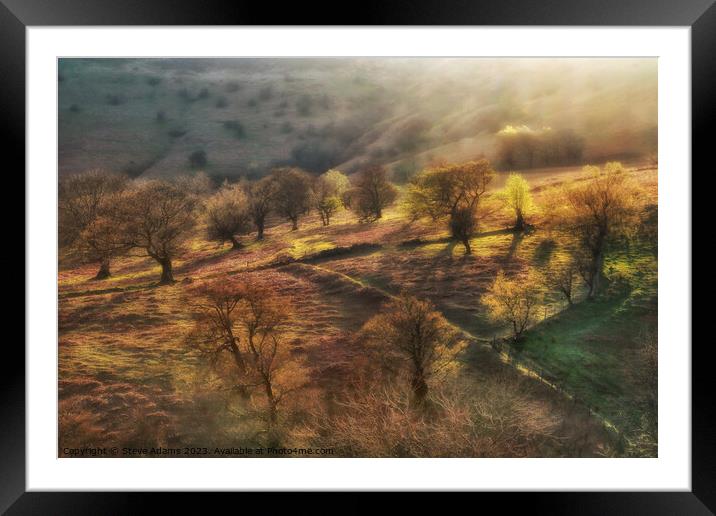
[406,159,495,254]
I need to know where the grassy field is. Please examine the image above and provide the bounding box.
[516,292,656,438]
[58,166,657,457]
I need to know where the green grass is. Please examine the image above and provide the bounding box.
[513,242,657,442]
[288,236,335,259]
[604,244,658,300]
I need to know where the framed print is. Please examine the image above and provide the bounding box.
[5,0,712,512]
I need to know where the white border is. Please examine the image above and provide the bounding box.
[27,27,691,491]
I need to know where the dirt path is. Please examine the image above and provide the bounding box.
[59,234,623,450]
[280,259,617,452]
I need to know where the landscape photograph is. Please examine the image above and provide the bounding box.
[57,57,658,458]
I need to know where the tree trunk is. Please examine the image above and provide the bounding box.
[587,230,608,299]
[586,244,606,299]
[230,236,242,250]
[256,223,265,240]
[515,211,525,231]
[227,338,250,399]
[410,371,428,409]
[94,258,111,280]
[586,278,595,299]
[290,217,298,231]
[159,257,174,284]
[228,338,246,375]
[462,238,472,255]
[265,399,280,447]
[375,207,382,219]
[591,249,605,297]
[264,380,278,426]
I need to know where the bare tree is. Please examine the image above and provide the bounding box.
[406,159,495,254]
[349,165,398,221]
[58,170,128,279]
[359,294,463,407]
[309,374,561,457]
[247,176,277,240]
[234,278,294,427]
[312,169,349,226]
[271,167,313,230]
[573,248,597,296]
[188,278,248,378]
[205,183,252,249]
[483,270,544,341]
[545,256,578,305]
[75,215,130,280]
[120,180,198,284]
[188,276,303,431]
[551,162,643,298]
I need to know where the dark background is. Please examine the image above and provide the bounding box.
[3,0,711,513]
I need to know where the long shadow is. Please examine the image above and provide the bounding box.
[533,237,557,266]
[399,235,451,248]
[176,247,235,274]
[505,231,524,262]
[382,219,418,237]
[304,243,384,264]
[475,227,514,239]
[312,220,369,238]
[59,281,161,300]
[399,227,514,249]
[438,240,458,257]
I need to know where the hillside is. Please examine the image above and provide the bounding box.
[58,166,658,457]
[58,58,657,180]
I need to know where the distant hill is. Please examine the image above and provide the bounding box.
[58,58,657,181]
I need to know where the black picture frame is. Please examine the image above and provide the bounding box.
[4,0,710,512]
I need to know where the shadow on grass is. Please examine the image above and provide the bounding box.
[399,227,516,249]
[59,281,162,300]
[532,237,557,266]
[505,231,524,262]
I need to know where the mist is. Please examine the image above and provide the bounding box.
[58,57,657,180]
